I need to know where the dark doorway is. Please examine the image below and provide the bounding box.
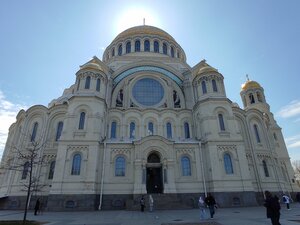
[146,152,163,194]
[146,167,163,193]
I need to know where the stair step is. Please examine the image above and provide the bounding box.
[128,194,195,210]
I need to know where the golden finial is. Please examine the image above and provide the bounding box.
[246,74,249,81]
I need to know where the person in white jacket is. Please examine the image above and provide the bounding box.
[282,194,291,210]
[198,196,206,220]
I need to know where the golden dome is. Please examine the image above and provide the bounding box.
[241,80,261,91]
[113,25,176,43]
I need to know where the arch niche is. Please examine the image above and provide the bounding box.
[146,152,163,194]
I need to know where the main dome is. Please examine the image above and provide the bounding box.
[113,25,176,43]
[103,25,186,62]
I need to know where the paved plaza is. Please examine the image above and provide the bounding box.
[1,203,300,225]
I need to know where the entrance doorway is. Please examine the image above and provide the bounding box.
[146,152,163,194]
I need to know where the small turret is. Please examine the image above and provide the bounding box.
[192,60,226,102]
[240,75,270,112]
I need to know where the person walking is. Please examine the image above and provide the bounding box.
[140,196,145,212]
[205,193,216,219]
[198,196,206,220]
[34,198,40,216]
[282,194,291,210]
[296,192,300,203]
[149,194,154,212]
[264,190,281,225]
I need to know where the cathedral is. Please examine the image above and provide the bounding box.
[0,25,297,211]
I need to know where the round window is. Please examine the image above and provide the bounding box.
[132,78,164,106]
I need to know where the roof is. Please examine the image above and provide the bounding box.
[113,25,176,43]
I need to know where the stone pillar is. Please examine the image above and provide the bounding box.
[133,159,146,194]
[163,159,177,193]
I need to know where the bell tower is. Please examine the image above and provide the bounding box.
[240,75,270,113]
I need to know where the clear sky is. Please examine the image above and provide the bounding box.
[0,0,299,162]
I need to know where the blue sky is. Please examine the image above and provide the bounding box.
[0,0,300,162]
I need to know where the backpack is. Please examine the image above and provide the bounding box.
[282,196,288,203]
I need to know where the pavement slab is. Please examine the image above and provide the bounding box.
[1,203,300,225]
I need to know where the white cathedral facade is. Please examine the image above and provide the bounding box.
[0,25,298,210]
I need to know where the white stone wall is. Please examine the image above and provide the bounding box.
[0,26,298,208]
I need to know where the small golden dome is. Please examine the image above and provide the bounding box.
[79,57,104,72]
[198,65,218,74]
[81,62,102,71]
[241,80,261,91]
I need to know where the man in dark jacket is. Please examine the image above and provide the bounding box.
[205,193,216,219]
[264,191,281,225]
[34,198,40,215]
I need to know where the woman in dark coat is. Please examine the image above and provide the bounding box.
[264,191,281,225]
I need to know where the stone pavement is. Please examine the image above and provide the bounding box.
[1,203,300,225]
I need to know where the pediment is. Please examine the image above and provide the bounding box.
[134,135,174,146]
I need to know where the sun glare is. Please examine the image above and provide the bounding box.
[114,7,161,35]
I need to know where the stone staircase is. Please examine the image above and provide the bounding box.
[127,193,196,211]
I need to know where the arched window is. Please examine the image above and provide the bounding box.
[263,160,269,177]
[253,124,261,143]
[55,121,64,141]
[177,51,180,58]
[154,41,159,53]
[257,91,263,102]
[166,122,172,139]
[111,121,117,139]
[171,47,174,57]
[218,114,225,131]
[31,122,38,142]
[21,162,30,179]
[163,43,167,54]
[112,48,115,57]
[224,153,233,174]
[249,93,255,104]
[85,76,91,89]
[212,79,218,92]
[48,161,56,179]
[130,122,135,139]
[78,112,85,130]
[144,40,150,51]
[71,154,81,175]
[115,156,125,176]
[148,122,154,135]
[184,122,190,139]
[135,40,140,52]
[96,78,101,92]
[201,81,207,94]
[126,41,131,53]
[118,44,122,56]
[181,156,191,176]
